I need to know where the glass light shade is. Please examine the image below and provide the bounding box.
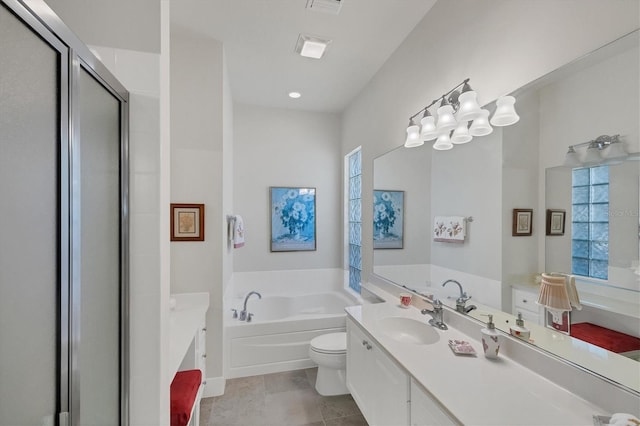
[490,96,520,126]
[420,115,438,141]
[537,274,571,312]
[582,143,602,165]
[469,110,493,136]
[456,90,482,122]
[563,146,581,167]
[404,122,423,148]
[436,104,457,133]
[604,140,628,161]
[433,133,453,150]
[451,122,472,144]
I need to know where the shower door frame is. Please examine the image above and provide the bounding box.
[2,1,130,425]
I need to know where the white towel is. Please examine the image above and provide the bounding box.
[564,274,582,310]
[233,215,245,248]
[433,216,466,243]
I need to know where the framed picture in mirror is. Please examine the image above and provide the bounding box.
[546,209,566,236]
[373,189,404,249]
[512,208,533,236]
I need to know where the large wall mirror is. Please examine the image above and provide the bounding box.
[372,29,639,394]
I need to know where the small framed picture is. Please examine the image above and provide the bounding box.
[512,208,533,236]
[546,209,566,236]
[545,309,571,335]
[170,203,205,241]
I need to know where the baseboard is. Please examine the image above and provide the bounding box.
[203,376,225,397]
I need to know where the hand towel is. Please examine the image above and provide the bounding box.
[564,274,582,310]
[549,272,582,310]
[433,216,466,243]
[233,215,245,248]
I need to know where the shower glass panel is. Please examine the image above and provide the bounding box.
[0,4,60,424]
[77,67,122,425]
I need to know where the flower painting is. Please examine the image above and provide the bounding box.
[270,187,316,252]
[373,190,404,249]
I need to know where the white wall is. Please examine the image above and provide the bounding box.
[44,0,160,53]
[169,27,227,393]
[342,0,640,296]
[501,90,541,309]
[233,104,342,272]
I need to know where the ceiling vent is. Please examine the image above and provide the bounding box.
[305,0,342,15]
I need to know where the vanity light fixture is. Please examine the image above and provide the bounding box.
[403,78,520,149]
[562,134,626,167]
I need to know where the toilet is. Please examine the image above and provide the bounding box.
[309,332,349,396]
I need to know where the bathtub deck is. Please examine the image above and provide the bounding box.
[200,368,367,426]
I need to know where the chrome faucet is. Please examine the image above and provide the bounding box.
[442,279,476,314]
[421,299,448,330]
[239,291,261,321]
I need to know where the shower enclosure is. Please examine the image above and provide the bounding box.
[0,1,129,424]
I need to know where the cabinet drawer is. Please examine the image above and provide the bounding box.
[513,288,538,313]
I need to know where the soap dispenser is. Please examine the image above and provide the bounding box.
[509,312,531,341]
[481,314,501,359]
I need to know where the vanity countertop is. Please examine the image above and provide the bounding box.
[346,301,607,425]
[169,292,209,377]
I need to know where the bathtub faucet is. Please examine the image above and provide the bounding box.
[240,291,262,321]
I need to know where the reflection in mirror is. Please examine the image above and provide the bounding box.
[372,29,640,393]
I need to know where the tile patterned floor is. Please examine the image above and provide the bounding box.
[200,368,368,426]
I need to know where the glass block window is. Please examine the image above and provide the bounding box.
[571,165,609,280]
[347,148,362,293]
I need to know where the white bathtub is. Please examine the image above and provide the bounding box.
[224,289,359,378]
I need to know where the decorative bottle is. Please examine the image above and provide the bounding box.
[481,314,501,359]
[509,312,531,341]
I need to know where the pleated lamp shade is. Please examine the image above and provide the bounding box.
[537,273,571,311]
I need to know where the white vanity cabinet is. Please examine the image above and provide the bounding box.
[512,287,544,325]
[410,378,457,426]
[346,319,409,426]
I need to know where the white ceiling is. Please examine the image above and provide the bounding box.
[170,0,437,113]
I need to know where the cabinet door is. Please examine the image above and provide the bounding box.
[371,344,409,426]
[346,320,373,420]
[347,319,409,426]
[410,379,457,426]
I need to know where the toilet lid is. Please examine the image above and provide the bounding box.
[310,332,346,354]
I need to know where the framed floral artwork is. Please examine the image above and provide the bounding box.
[512,208,533,236]
[270,187,316,252]
[170,203,205,241]
[373,190,404,249]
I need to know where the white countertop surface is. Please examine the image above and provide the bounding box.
[169,292,209,377]
[346,301,607,425]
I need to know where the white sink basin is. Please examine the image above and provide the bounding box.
[377,317,441,345]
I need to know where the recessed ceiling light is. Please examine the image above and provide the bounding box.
[295,34,332,59]
[288,92,301,99]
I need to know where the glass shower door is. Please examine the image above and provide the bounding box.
[0,4,63,425]
[73,66,123,425]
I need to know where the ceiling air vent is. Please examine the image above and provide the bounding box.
[305,0,342,15]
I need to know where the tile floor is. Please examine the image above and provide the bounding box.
[200,368,368,426]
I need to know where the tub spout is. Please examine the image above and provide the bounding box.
[240,291,262,321]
